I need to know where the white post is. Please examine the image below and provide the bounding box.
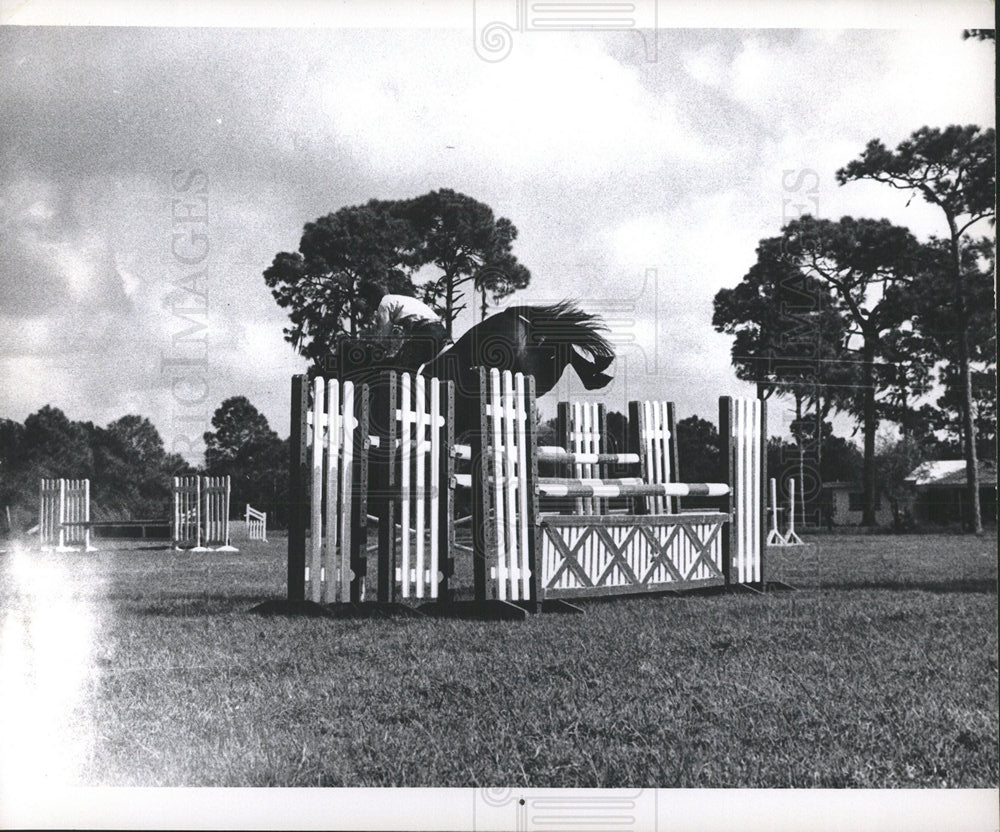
[766,477,786,545]
[224,476,232,546]
[84,479,91,552]
[58,478,66,550]
[197,476,202,549]
[784,477,804,545]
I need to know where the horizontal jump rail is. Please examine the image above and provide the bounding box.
[452,443,639,465]
[538,480,730,499]
[453,472,730,498]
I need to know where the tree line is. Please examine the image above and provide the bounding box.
[0,397,286,532]
[712,124,995,532]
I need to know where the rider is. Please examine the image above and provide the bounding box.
[374,294,443,335]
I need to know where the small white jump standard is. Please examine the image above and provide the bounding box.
[172,475,239,551]
[767,478,787,545]
[38,478,94,551]
[246,504,268,541]
[783,477,805,546]
[766,477,806,547]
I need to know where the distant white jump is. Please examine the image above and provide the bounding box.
[246,504,268,542]
[767,477,805,546]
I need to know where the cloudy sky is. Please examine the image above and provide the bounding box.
[0,5,994,463]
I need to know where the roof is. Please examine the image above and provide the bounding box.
[905,459,998,488]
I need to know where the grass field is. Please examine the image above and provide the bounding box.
[0,533,996,788]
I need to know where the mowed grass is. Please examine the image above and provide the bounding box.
[0,534,995,787]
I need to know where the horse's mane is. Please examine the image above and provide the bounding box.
[509,300,615,372]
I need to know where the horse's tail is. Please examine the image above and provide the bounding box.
[520,301,616,373]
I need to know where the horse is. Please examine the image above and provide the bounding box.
[420,300,615,437]
[335,300,615,436]
[328,300,615,595]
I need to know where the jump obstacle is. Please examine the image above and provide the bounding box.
[766,477,806,546]
[38,478,93,551]
[258,367,781,620]
[246,504,268,541]
[172,476,238,551]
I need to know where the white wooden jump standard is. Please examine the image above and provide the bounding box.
[291,371,452,610]
[783,477,805,546]
[172,475,237,551]
[767,478,787,545]
[766,477,806,546]
[246,505,267,541]
[39,478,93,551]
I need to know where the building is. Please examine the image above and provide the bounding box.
[904,460,997,528]
[820,481,894,528]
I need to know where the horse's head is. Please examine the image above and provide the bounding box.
[512,301,616,393]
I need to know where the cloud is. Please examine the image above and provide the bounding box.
[275,31,709,186]
[0,26,993,453]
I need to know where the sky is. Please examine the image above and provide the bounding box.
[0,7,995,463]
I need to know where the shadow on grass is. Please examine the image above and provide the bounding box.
[812,578,997,594]
[127,594,277,616]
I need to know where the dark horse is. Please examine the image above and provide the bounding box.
[333,301,615,602]
[336,300,615,437]
[421,301,615,436]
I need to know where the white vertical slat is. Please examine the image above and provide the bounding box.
[196,474,203,549]
[657,401,669,514]
[169,478,175,548]
[429,377,440,600]
[171,477,178,547]
[571,402,584,515]
[324,381,340,602]
[788,476,797,542]
[66,480,74,546]
[649,402,661,514]
[341,382,355,601]
[771,477,779,539]
[39,480,46,548]
[743,399,754,583]
[224,475,232,546]
[663,403,675,514]
[730,398,746,582]
[751,400,758,581]
[400,372,412,598]
[515,373,531,600]
[645,401,661,514]
[415,375,427,599]
[489,369,508,600]
[584,403,595,581]
[67,480,75,546]
[68,480,77,546]
[752,399,762,582]
[206,477,214,545]
[583,403,595,515]
[57,479,66,549]
[72,479,83,546]
[502,370,519,601]
[76,480,83,547]
[205,477,213,544]
[309,377,325,601]
[741,399,751,584]
[203,477,210,544]
[731,399,740,582]
[640,401,652,515]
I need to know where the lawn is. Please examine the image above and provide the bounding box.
[0,533,995,788]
